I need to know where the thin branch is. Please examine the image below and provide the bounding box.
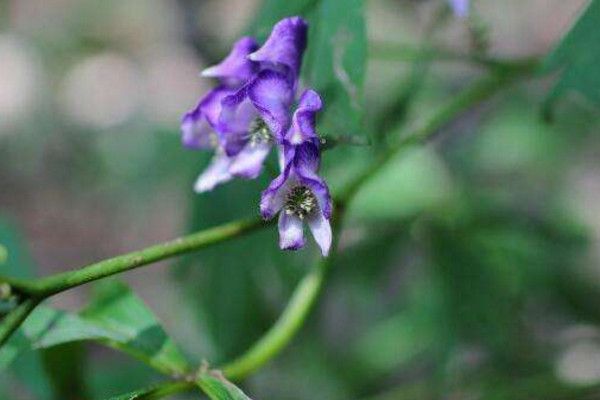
[370,41,539,72]
[29,217,267,297]
[0,298,40,347]
[0,217,268,303]
[220,205,347,381]
[336,61,539,202]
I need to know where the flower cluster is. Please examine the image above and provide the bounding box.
[181,17,332,256]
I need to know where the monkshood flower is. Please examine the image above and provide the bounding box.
[248,16,307,86]
[181,17,308,193]
[448,0,469,18]
[260,90,332,256]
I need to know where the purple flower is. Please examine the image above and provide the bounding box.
[248,16,308,84]
[260,105,332,256]
[216,69,295,180]
[201,36,259,87]
[182,17,310,193]
[286,89,322,146]
[448,0,469,18]
[181,36,258,156]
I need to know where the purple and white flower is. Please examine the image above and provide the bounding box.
[182,17,309,193]
[217,69,294,180]
[261,91,332,256]
[248,16,307,85]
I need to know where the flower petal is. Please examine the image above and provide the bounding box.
[193,153,233,193]
[302,174,332,220]
[181,86,231,149]
[287,89,323,145]
[307,211,332,256]
[248,16,308,80]
[248,70,294,140]
[229,142,271,179]
[292,143,332,219]
[260,162,294,220]
[219,86,258,156]
[278,212,305,251]
[201,36,259,86]
[292,141,320,174]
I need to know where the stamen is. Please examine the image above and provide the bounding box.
[248,117,273,145]
[284,185,318,219]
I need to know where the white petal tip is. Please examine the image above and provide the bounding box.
[200,67,217,77]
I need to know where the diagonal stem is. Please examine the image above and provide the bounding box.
[0,217,268,347]
[25,217,266,298]
[219,204,346,381]
[0,298,40,347]
[337,62,539,203]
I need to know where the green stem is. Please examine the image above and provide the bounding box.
[221,261,326,380]
[0,298,40,347]
[220,206,346,381]
[370,41,538,72]
[20,217,265,298]
[337,64,538,202]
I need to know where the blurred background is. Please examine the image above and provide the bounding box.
[2,0,600,398]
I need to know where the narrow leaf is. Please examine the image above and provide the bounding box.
[196,372,253,400]
[303,0,367,137]
[544,0,600,108]
[0,281,190,376]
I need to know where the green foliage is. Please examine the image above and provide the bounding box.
[250,0,368,137]
[303,0,367,137]
[42,343,89,399]
[0,219,59,399]
[175,176,310,363]
[197,372,253,400]
[248,0,318,40]
[544,0,600,107]
[349,146,457,220]
[0,281,189,376]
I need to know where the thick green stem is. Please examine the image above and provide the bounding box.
[220,261,326,380]
[0,298,40,347]
[220,206,346,381]
[25,217,265,298]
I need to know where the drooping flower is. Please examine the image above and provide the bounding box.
[216,69,294,180]
[260,91,332,256]
[448,0,469,18]
[181,36,259,191]
[248,16,308,85]
[182,17,310,193]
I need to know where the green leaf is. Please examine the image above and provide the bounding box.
[248,0,318,40]
[544,0,600,107]
[0,281,190,376]
[106,382,189,400]
[303,0,367,137]
[197,372,253,400]
[176,176,309,363]
[41,343,89,399]
[349,146,457,220]
[0,218,56,398]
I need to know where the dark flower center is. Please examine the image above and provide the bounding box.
[248,117,273,145]
[284,185,318,220]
